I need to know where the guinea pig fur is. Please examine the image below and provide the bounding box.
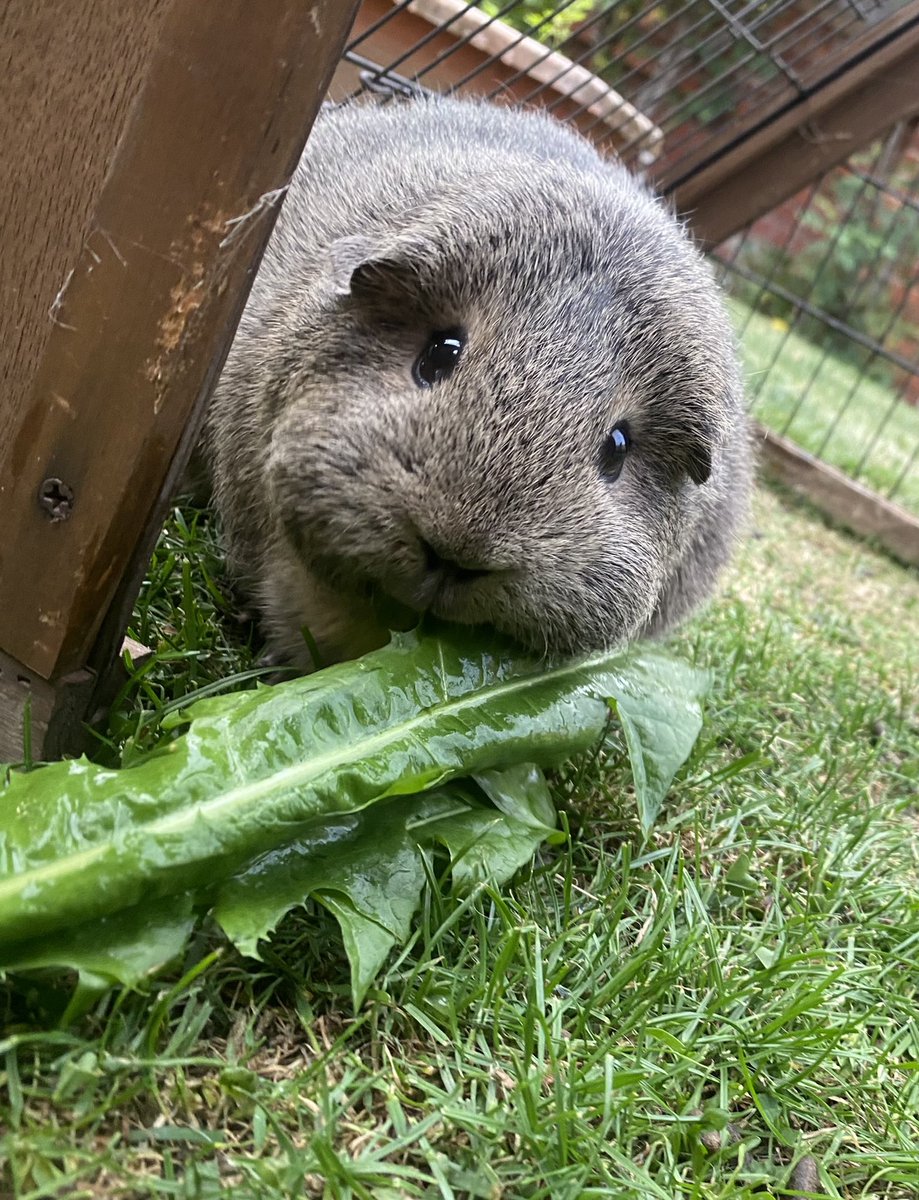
[202,96,752,669]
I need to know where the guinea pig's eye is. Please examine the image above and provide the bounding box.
[599,423,630,482]
[412,329,465,388]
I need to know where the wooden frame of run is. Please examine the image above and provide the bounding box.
[0,0,361,761]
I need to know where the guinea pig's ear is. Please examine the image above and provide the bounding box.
[324,235,379,298]
[323,233,428,305]
[683,436,712,486]
[656,424,713,487]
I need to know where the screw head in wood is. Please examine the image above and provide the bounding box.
[38,477,75,521]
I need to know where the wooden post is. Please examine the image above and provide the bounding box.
[0,0,360,761]
[757,428,919,568]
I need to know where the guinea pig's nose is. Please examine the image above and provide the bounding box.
[420,537,491,583]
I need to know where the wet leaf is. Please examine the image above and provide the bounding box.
[0,627,708,1005]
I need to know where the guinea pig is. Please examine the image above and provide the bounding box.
[202,96,752,669]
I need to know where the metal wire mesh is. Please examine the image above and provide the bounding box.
[713,123,919,513]
[342,1,905,167]
[337,1,919,519]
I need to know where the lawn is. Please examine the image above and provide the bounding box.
[729,300,919,518]
[2,485,918,1199]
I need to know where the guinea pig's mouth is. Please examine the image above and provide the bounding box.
[295,530,642,660]
[374,569,499,630]
[307,544,507,634]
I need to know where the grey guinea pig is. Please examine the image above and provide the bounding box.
[202,95,752,670]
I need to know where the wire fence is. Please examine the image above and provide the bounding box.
[343,1,904,166]
[713,124,919,514]
[337,0,919,519]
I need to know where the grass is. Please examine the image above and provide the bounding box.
[2,485,918,1198]
[88,506,262,766]
[728,299,919,518]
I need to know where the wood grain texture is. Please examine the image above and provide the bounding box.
[758,427,919,568]
[0,0,360,682]
[0,650,94,765]
[0,636,152,764]
[0,0,171,449]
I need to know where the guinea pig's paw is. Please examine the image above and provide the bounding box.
[231,605,258,627]
[255,647,287,668]
[255,647,301,685]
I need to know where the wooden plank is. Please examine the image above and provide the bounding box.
[0,651,94,767]
[658,2,919,196]
[665,6,919,247]
[757,427,919,568]
[0,0,171,452]
[0,0,361,683]
[1,633,153,767]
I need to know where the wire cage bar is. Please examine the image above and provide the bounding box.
[714,126,919,515]
[337,0,906,169]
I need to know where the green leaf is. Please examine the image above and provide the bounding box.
[758,1092,797,1147]
[726,851,760,894]
[605,653,711,831]
[0,627,709,1003]
[216,768,556,1005]
[0,895,198,1022]
[0,895,196,986]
